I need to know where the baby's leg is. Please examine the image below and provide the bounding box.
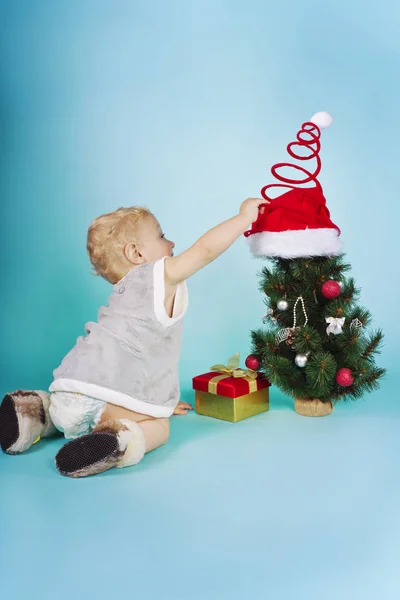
[137,418,170,452]
[55,403,170,478]
[99,403,170,452]
[0,391,58,454]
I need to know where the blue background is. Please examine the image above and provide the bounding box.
[1,2,399,600]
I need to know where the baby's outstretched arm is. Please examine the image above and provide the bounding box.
[165,197,266,285]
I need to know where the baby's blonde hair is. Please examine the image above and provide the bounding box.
[87,206,153,284]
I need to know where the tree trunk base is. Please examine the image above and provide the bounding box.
[294,398,333,417]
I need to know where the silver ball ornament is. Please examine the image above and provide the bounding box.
[295,353,308,368]
[277,299,289,311]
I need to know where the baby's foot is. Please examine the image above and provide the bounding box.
[55,418,146,478]
[0,390,57,454]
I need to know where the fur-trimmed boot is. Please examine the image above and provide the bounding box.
[0,390,59,454]
[55,419,146,478]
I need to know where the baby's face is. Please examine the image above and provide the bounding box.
[137,215,175,262]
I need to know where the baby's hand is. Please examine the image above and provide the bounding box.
[239,197,268,224]
[173,402,193,415]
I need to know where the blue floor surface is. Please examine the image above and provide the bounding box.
[1,377,399,600]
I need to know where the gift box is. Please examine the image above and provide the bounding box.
[193,353,270,422]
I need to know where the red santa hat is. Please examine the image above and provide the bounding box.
[244,112,341,258]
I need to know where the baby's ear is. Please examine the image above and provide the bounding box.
[124,242,145,265]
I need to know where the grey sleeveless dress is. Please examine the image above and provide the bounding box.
[49,257,188,417]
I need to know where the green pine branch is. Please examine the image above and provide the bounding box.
[292,325,323,354]
[340,278,360,304]
[304,351,337,399]
[261,354,305,396]
[251,329,278,357]
[361,330,384,361]
[359,367,386,392]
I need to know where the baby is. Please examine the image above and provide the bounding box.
[0,198,265,477]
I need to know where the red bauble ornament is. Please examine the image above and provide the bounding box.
[336,368,354,387]
[322,280,341,299]
[245,354,260,371]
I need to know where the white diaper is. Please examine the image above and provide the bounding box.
[49,391,106,439]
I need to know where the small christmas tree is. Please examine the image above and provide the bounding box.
[244,113,385,416]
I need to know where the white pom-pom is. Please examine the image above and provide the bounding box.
[310,111,333,129]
